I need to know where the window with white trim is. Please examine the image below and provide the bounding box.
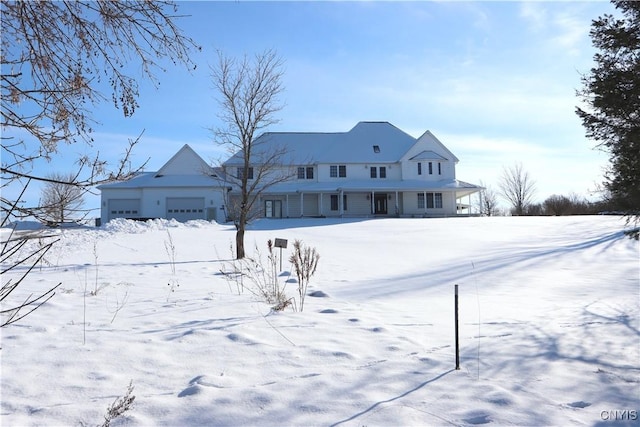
[417,193,425,209]
[297,166,314,179]
[370,166,387,179]
[237,167,254,180]
[425,192,443,209]
[330,165,346,178]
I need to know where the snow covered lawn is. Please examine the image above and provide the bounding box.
[1,216,638,426]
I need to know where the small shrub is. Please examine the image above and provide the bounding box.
[99,380,135,427]
[221,240,290,311]
[289,240,320,312]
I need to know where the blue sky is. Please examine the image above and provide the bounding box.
[8,0,617,214]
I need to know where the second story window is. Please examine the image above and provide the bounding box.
[330,165,347,178]
[298,166,314,179]
[428,162,433,175]
[237,166,254,180]
[370,166,387,179]
[418,162,422,175]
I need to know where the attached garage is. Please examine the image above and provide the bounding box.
[108,199,140,221]
[166,197,205,222]
[98,145,232,225]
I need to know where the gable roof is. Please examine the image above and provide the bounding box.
[156,144,213,176]
[97,144,228,190]
[415,130,459,163]
[223,121,419,166]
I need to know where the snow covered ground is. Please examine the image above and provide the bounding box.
[1,216,638,426]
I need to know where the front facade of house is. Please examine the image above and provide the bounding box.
[98,122,482,224]
[223,121,482,219]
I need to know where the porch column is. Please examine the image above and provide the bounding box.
[395,191,399,215]
[319,193,323,216]
[286,194,289,218]
[300,192,304,217]
[452,192,464,215]
[370,191,374,214]
[424,191,427,214]
[339,189,344,217]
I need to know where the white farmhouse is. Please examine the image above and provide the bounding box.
[98,122,482,224]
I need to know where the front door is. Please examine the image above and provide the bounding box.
[374,194,387,215]
[265,200,282,218]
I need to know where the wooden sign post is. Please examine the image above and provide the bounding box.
[274,238,288,271]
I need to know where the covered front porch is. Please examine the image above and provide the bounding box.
[255,179,482,218]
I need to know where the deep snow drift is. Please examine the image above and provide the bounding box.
[1,216,638,426]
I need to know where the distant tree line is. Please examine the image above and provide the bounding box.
[479,189,613,217]
[527,193,614,217]
[478,162,626,217]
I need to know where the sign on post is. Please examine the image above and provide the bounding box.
[274,238,288,271]
[274,238,288,249]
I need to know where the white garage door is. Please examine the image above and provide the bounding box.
[108,199,141,221]
[166,197,205,222]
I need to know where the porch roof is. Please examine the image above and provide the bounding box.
[258,179,482,197]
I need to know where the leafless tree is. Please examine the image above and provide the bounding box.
[211,49,290,259]
[1,1,199,327]
[478,180,500,216]
[543,194,572,216]
[39,172,86,224]
[499,163,537,215]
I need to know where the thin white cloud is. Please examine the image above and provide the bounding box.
[520,2,598,58]
[520,2,548,32]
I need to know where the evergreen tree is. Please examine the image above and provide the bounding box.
[576,0,640,237]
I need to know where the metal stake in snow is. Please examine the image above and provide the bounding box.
[455,284,460,370]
